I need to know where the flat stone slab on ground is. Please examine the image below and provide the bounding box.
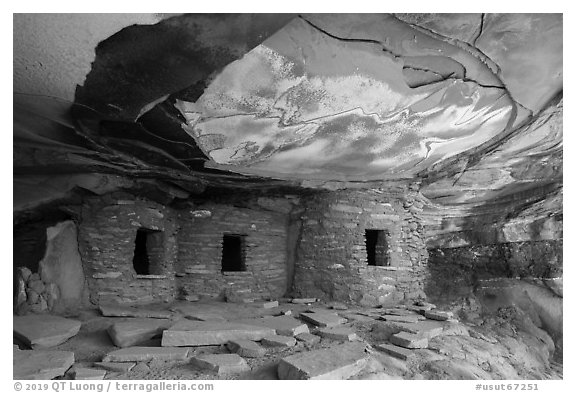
[184,312,227,322]
[291,298,317,304]
[376,343,416,361]
[390,332,428,349]
[99,304,172,319]
[424,310,454,321]
[316,327,358,341]
[414,301,436,309]
[71,367,107,380]
[380,315,420,324]
[14,348,74,380]
[340,312,377,323]
[277,342,369,380]
[191,354,250,375]
[295,332,320,345]
[103,347,189,362]
[262,301,279,309]
[108,318,173,347]
[406,305,435,314]
[387,320,445,339]
[161,321,275,346]
[93,362,136,372]
[236,315,309,336]
[261,335,296,347]
[14,315,81,349]
[227,340,266,358]
[300,311,347,327]
[382,308,421,317]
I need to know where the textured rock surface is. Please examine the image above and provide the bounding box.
[14,348,74,380]
[14,315,81,349]
[38,220,85,310]
[277,342,369,380]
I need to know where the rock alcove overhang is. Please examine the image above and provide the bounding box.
[15,14,562,229]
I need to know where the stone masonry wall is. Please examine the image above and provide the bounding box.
[78,196,178,305]
[293,185,428,306]
[176,202,289,301]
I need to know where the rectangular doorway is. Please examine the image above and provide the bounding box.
[221,234,246,272]
[132,228,164,275]
[365,229,390,266]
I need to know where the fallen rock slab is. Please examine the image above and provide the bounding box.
[14,315,81,349]
[316,327,358,342]
[376,343,415,361]
[382,308,419,317]
[424,310,454,321]
[406,305,435,314]
[184,312,227,322]
[291,298,317,304]
[262,301,279,309]
[380,315,420,323]
[100,304,172,319]
[237,315,310,336]
[386,320,445,339]
[93,362,136,372]
[295,332,320,345]
[261,335,296,347]
[227,340,266,358]
[390,332,428,349]
[277,342,369,380]
[108,318,172,347]
[161,321,274,346]
[71,367,107,380]
[103,347,189,362]
[300,312,347,327]
[14,348,74,380]
[191,354,250,375]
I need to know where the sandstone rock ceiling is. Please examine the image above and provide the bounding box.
[14,13,562,242]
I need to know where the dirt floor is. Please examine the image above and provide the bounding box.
[14,297,562,380]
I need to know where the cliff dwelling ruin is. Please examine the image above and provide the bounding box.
[12,13,563,381]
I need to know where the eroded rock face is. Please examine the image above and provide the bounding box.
[38,221,86,311]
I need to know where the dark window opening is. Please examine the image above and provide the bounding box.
[221,234,246,272]
[365,229,390,266]
[132,228,164,275]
